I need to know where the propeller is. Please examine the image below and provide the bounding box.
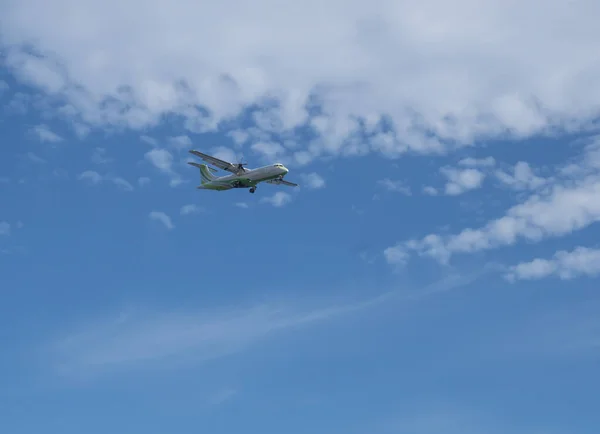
[234,153,247,172]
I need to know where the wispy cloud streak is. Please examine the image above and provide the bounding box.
[48,270,487,378]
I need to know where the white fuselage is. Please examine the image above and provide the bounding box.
[199,163,289,190]
[218,164,288,183]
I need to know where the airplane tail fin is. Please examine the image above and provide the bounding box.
[187,162,216,184]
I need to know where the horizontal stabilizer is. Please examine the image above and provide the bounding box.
[188,161,218,173]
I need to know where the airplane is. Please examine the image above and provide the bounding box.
[187,149,299,193]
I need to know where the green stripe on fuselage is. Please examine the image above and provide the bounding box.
[202,172,284,190]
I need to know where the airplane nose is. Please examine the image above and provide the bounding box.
[282,166,289,173]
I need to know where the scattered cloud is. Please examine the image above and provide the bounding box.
[72,122,91,139]
[4,1,600,163]
[31,124,62,143]
[27,152,46,164]
[4,92,28,115]
[506,246,600,281]
[138,177,150,186]
[251,141,286,161]
[144,148,182,186]
[261,191,292,207]
[494,161,548,191]
[209,388,238,405]
[47,305,290,375]
[211,146,238,164]
[441,167,485,196]
[228,130,249,146]
[0,222,10,236]
[110,177,134,191]
[359,251,377,264]
[0,80,8,94]
[91,147,111,164]
[422,186,438,196]
[351,204,365,215]
[145,149,172,172]
[235,202,249,209]
[383,407,550,434]
[458,157,496,168]
[168,135,192,151]
[78,171,134,191]
[180,204,203,215]
[383,245,410,267]
[140,135,158,146]
[51,300,356,376]
[301,172,325,189]
[79,170,102,184]
[386,137,600,266]
[378,178,411,195]
[52,168,68,179]
[148,211,174,230]
[51,299,352,376]
[47,271,485,377]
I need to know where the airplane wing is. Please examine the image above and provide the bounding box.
[189,150,243,174]
[266,178,299,187]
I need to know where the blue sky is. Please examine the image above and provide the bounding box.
[2,2,600,433]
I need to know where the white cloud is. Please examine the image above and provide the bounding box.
[386,138,600,265]
[235,202,249,209]
[3,50,65,94]
[91,147,111,164]
[168,135,192,151]
[301,172,325,189]
[27,152,46,164]
[378,178,411,195]
[385,406,557,434]
[0,80,8,94]
[138,177,150,186]
[251,141,286,161]
[31,124,62,143]
[144,148,183,186]
[79,170,103,184]
[148,211,174,230]
[228,130,249,146]
[180,204,203,215]
[209,388,238,405]
[49,298,357,376]
[507,246,600,281]
[441,167,485,195]
[50,279,464,377]
[495,161,547,191]
[78,170,134,191]
[422,186,438,196]
[145,148,172,172]
[457,157,495,168]
[3,0,600,163]
[72,122,91,139]
[261,191,292,207]
[383,245,409,266]
[53,169,68,180]
[5,92,28,115]
[0,222,10,236]
[140,135,158,146]
[211,146,238,164]
[109,176,134,191]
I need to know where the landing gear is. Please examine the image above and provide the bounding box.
[249,187,256,194]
